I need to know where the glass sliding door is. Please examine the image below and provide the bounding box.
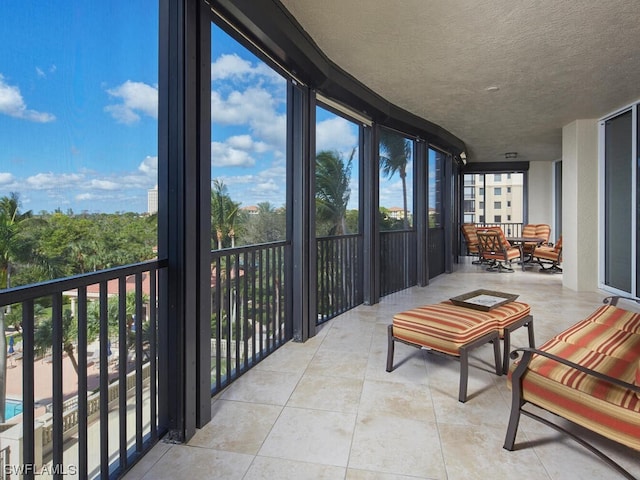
[603,110,633,293]
[428,147,445,277]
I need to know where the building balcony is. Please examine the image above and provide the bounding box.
[123,261,640,480]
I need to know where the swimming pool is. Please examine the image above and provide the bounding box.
[5,399,23,420]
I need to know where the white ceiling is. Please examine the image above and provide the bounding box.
[279,0,640,162]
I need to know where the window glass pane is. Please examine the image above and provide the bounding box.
[315,106,359,236]
[604,110,632,292]
[429,148,445,228]
[465,172,524,229]
[211,24,287,248]
[0,2,158,284]
[379,129,413,230]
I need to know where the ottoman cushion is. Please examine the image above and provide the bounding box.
[392,303,498,356]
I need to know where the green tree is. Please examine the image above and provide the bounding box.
[0,193,33,422]
[241,202,286,245]
[315,149,354,236]
[211,180,240,249]
[379,129,411,229]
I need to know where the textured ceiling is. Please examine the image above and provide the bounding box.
[279,0,640,162]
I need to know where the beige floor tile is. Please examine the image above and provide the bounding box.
[124,262,636,480]
[287,374,364,413]
[139,444,253,480]
[346,469,430,480]
[244,456,346,480]
[438,423,551,480]
[258,406,356,467]
[306,348,369,379]
[357,379,436,423]
[348,414,446,479]
[220,367,301,405]
[189,400,282,454]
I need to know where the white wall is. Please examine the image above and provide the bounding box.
[527,161,555,240]
[562,119,599,291]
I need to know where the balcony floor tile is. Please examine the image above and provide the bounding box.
[124,260,640,480]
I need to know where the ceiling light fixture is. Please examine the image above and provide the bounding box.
[505,152,518,159]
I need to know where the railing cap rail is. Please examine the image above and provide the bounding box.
[0,258,167,307]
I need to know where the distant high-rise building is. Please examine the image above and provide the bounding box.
[148,185,158,214]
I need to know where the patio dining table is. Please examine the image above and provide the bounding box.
[506,237,547,265]
[506,236,546,247]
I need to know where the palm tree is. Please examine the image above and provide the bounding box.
[0,193,32,422]
[379,129,411,229]
[241,202,286,244]
[315,149,354,236]
[211,180,240,249]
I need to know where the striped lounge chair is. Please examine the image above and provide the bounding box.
[504,296,640,479]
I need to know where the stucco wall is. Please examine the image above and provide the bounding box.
[527,161,556,240]
[562,119,599,291]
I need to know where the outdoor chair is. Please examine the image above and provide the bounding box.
[521,223,551,259]
[476,229,524,272]
[460,223,482,264]
[532,235,562,273]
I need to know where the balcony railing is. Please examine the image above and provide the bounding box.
[477,222,524,237]
[316,234,363,324]
[381,230,417,296]
[210,242,289,394]
[0,259,166,480]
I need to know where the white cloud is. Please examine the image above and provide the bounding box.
[26,172,84,190]
[0,173,15,184]
[226,134,269,153]
[105,80,158,124]
[316,117,358,152]
[87,179,120,190]
[211,87,275,125]
[0,74,56,122]
[138,155,158,175]
[211,53,282,84]
[211,141,255,167]
[75,193,95,201]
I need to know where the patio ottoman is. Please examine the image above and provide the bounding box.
[386,301,534,401]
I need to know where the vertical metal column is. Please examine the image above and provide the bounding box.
[158,0,210,443]
[363,125,380,304]
[414,139,429,286]
[196,1,212,429]
[288,82,316,342]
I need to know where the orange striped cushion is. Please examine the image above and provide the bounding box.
[534,224,551,242]
[522,338,640,450]
[584,305,640,334]
[392,303,498,356]
[522,224,537,237]
[534,247,559,261]
[482,247,521,261]
[555,319,640,363]
[442,300,530,337]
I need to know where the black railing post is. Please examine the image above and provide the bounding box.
[363,125,380,304]
[288,82,316,341]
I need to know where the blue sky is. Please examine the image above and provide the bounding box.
[0,2,409,214]
[0,2,158,214]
